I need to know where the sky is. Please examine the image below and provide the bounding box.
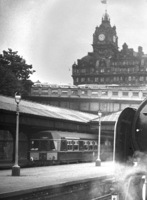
[0,0,147,84]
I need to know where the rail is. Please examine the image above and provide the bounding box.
[91,193,112,200]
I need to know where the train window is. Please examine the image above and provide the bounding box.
[94,144,98,150]
[73,140,79,151]
[67,140,73,151]
[30,140,39,151]
[104,140,111,146]
[89,145,93,150]
[79,141,84,151]
[83,141,88,150]
[61,140,67,151]
[88,141,93,150]
[91,141,97,150]
[74,145,78,151]
[84,144,88,150]
[72,141,75,145]
[39,140,55,151]
[68,145,72,150]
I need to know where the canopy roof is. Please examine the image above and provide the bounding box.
[0,95,97,123]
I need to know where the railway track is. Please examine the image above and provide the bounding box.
[91,193,112,200]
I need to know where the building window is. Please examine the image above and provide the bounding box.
[75,78,79,83]
[81,77,85,82]
[81,68,86,74]
[95,77,99,82]
[91,91,98,96]
[128,76,132,81]
[41,92,48,95]
[90,78,94,83]
[51,90,58,95]
[73,69,77,74]
[112,92,118,96]
[100,77,104,83]
[100,68,104,73]
[101,91,108,96]
[139,76,144,81]
[90,68,94,73]
[81,90,88,95]
[143,93,147,97]
[72,90,78,96]
[132,92,139,97]
[122,92,128,96]
[61,91,68,95]
[105,77,110,83]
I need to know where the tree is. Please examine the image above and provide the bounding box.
[0,48,35,97]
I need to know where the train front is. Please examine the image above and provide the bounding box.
[114,98,147,200]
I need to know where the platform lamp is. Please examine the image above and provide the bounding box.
[12,92,21,176]
[95,110,102,166]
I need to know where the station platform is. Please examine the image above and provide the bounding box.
[0,162,115,199]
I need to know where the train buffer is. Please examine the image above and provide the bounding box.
[0,162,115,200]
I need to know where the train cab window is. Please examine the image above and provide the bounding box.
[61,140,67,151]
[30,140,39,151]
[39,140,55,151]
[39,140,49,151]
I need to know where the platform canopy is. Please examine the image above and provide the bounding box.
[0,95,97,123]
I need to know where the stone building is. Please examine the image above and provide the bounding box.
[72,11,147,86]
[29,11,147,115]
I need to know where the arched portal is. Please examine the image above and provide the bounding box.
[0,130,13,161]
[0,130,28,164]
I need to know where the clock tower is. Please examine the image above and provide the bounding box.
[92,10,118,58]
[72,10,147,86]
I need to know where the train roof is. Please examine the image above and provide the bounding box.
[0,95,97,123]
[32,130,97,140]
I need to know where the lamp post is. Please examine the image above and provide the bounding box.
[95,110,102,166]
[12,93,21,176]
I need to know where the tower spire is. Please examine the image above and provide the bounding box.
[102,9,110,25]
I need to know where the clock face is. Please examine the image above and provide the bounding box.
[98,34,105,41]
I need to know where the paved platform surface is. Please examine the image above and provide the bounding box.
[0,162,114,195]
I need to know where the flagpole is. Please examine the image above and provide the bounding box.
[101,0,108,11]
